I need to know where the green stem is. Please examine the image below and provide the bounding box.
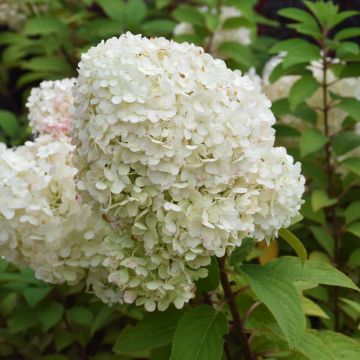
[320,31,340,331]
[205,0,223,54]
[217,256,254,360]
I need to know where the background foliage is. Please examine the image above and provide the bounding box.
[0,0,359,359]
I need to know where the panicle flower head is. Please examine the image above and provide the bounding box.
[0,135,108,284]
[26,78,77,137]
[0,0,47,30]
[72,33,305,310]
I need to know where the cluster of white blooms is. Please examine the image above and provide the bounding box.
[0,0,47,30]
[174,6,251,57]
[0,33,305,311]
[26,78,77,137]
[0,135,108,284]
[72,33,305,310]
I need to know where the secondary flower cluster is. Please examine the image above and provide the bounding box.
[0,0,47,30]
[174,6,251,57]
[26,78,76,137]
[1,33,305,311]
[0,134,107,285]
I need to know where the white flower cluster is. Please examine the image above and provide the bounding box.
[0,135,108,285]
[72,33,305,309]
[0,0,47,30]
[26,78,77,137]
[174,6,251,57]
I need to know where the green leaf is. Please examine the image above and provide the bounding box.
[91,306,114,335]
[278,8,321,38]
[337,97,360,122]
[270,39,320,68]
[170,306,227,360]
[305,1,359,30]
[204,13,220,32]
[55,330,76,352]
[348,248,360,268]
[273,99,317,124]
[126,0,147,25]
[218,41,256,68]
[283,47,320,68]
[173,34,204,46]
[270,38,310,54]
[0,258,8,271]
[172,5,205,27]
[331,11,360,30]
[16,71,55,89]
[279,228,307,263]
[278,8,319,30]
[114,309,182,354]
[336,63,360,78]
[67,306,93,327]
[23,16,66,35]
[341,157,360,176]
[347,222,360,238]
[302,297,329,319]
[0,293,17,316]
[0,271,42,285]
[230,238,255,265]
[268,62,307,84]
[142,20,176,35]
[332,131,360,156]
[299,129,327,158]
[345,201,360,224]
[309,251,331,264]
[316,331,360,359]
[196,257,219,292]
[295,331,334,360]
[241,264,305,347]
[223,16,254,30]
[23,286,51,307]
[41,355,69,360]
[97,0,125,21]
[340,298,360,316]
[301,199,326,225]
[335,41,360,57]
[335,27,360,41]
[273,124,301,137]
[0,110,20,137]
[151,346,172,360]
[311,190,337,212]
[264,256,359,291]
[38,302,64,330]
[288,23,322,39]
[289,75,319,110]
[80,19,123,39]
[8,310,38,333]
[21,57,71,74]
[156,0,171,10]
[309,226,334,257]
